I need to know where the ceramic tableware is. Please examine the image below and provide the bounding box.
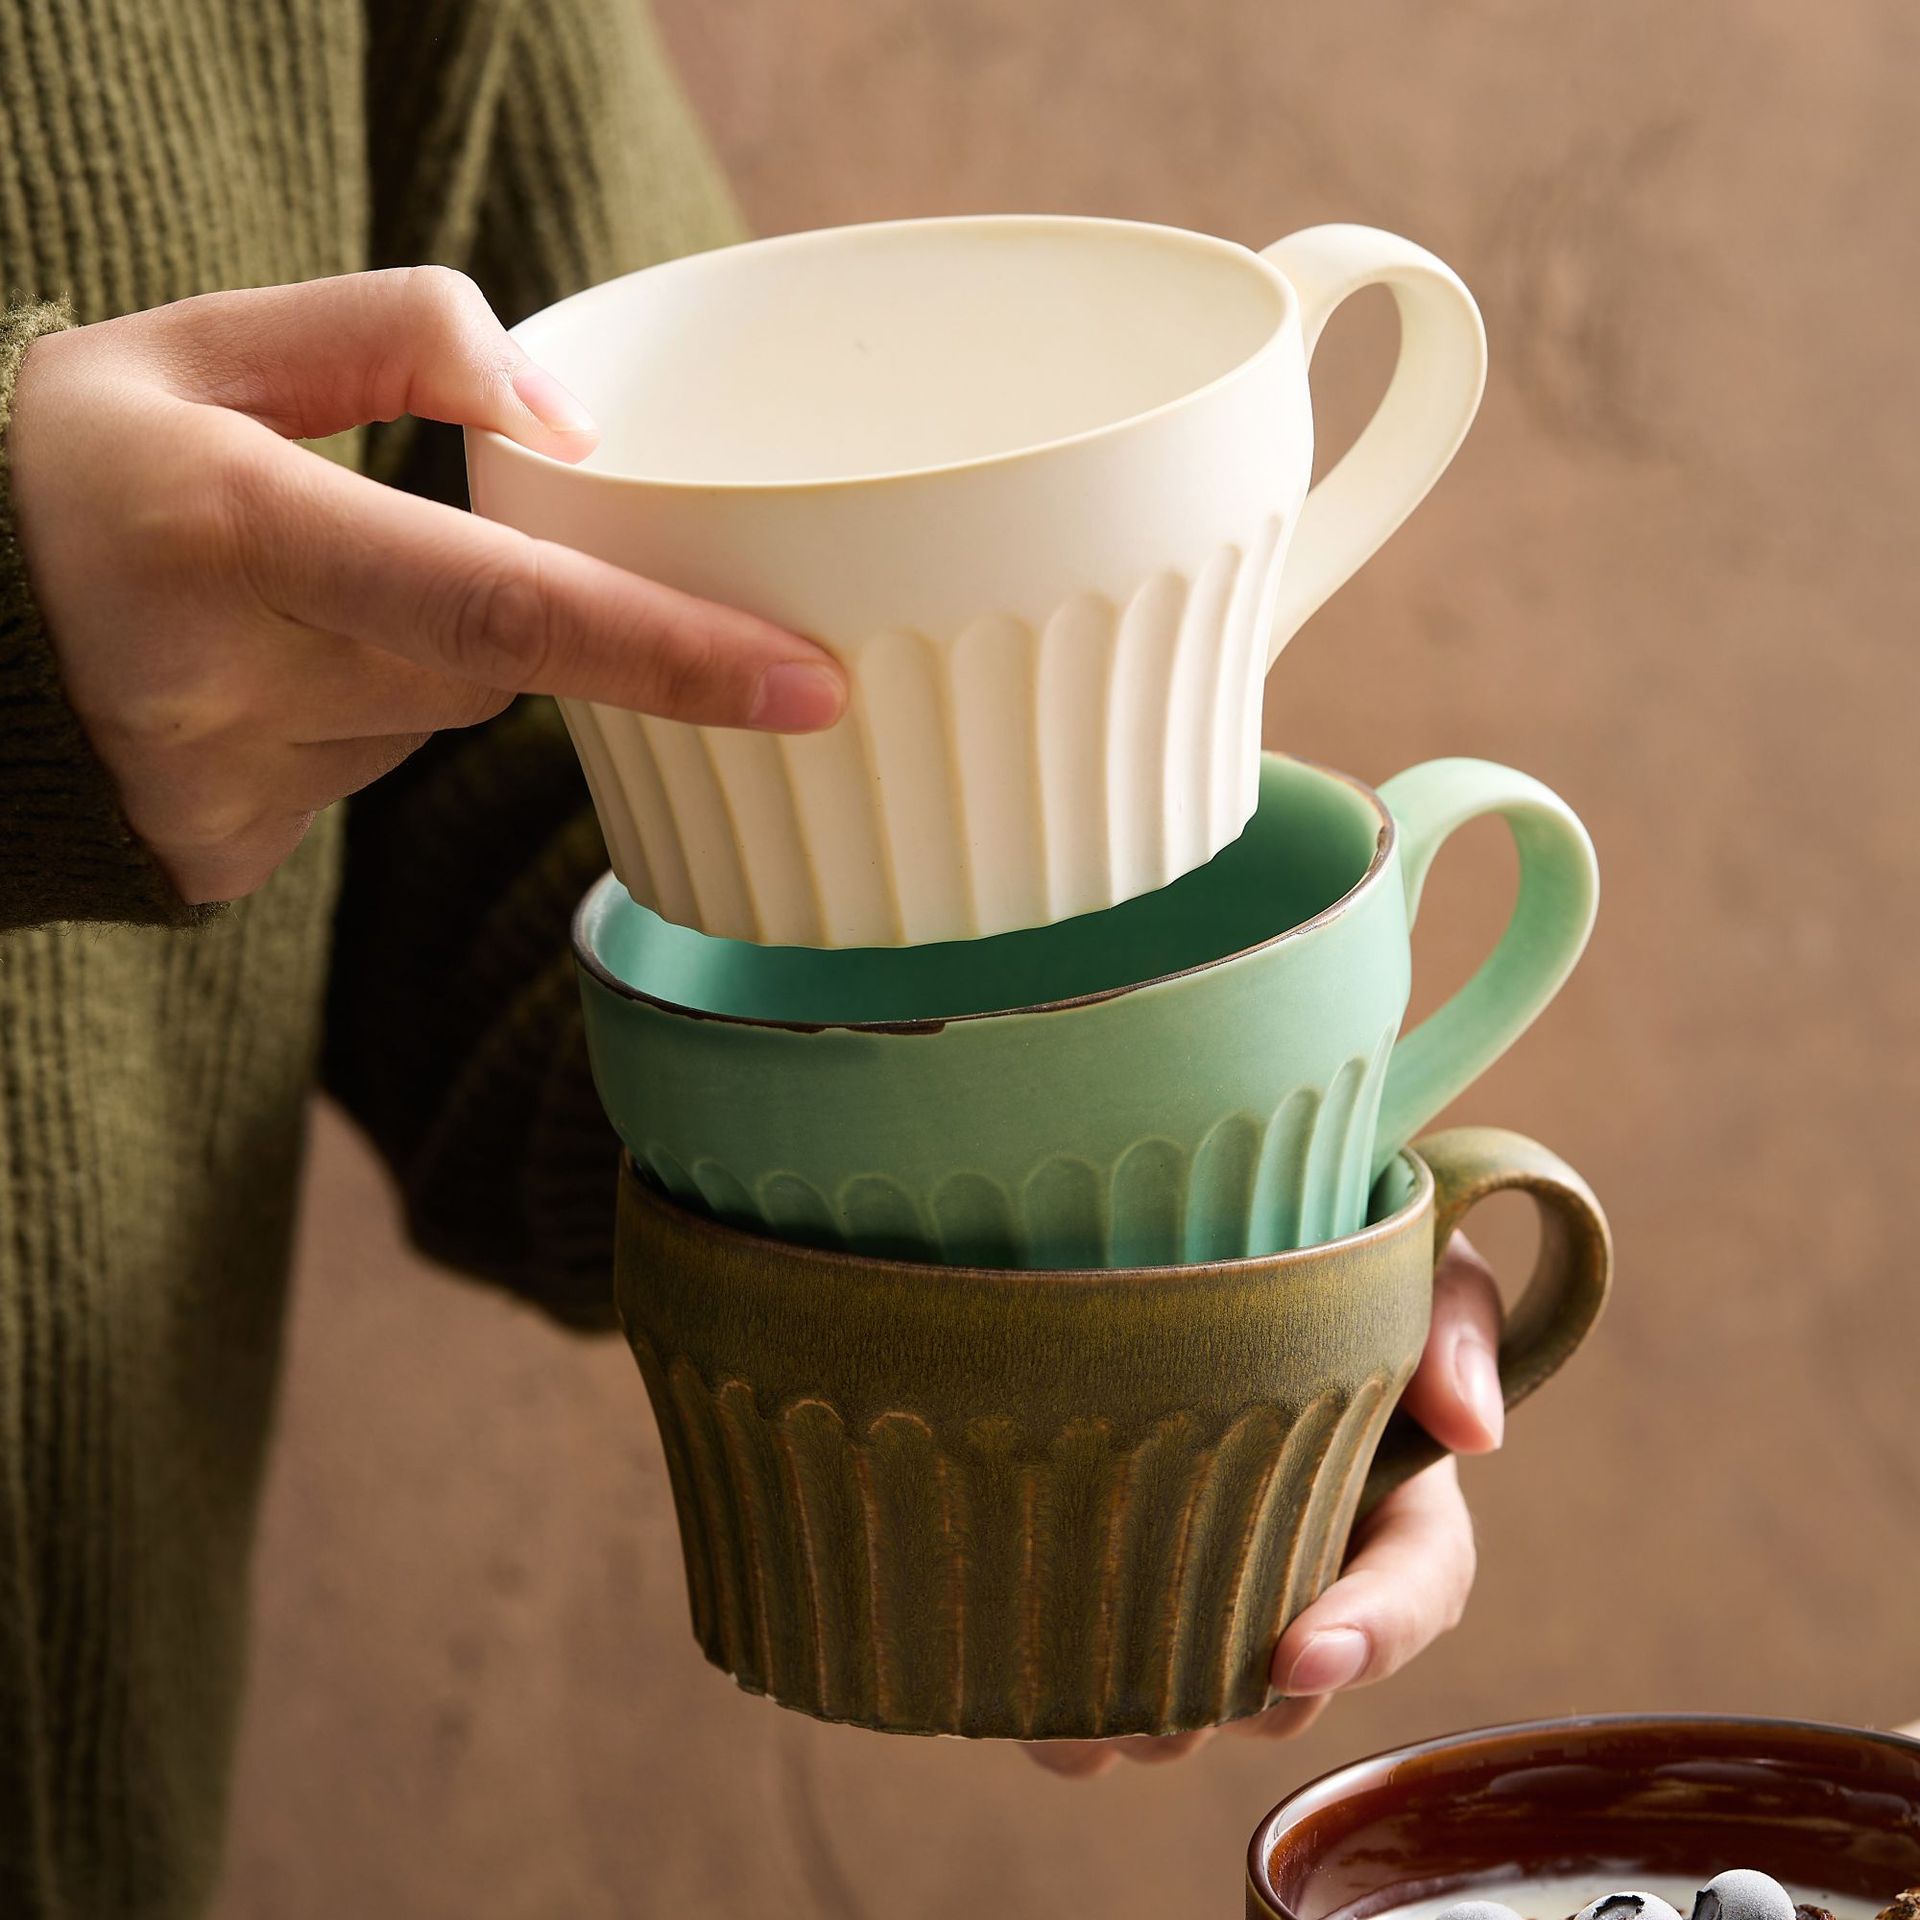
[1248,1714,1920,1919]
[575,753,1598,1268]
[470,216,1485,946]
[616,1126,1609,1739]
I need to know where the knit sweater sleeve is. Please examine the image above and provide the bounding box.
[320,0,748,1329]
[0,299,204,931]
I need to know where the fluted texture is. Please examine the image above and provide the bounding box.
[572,515,1291,947]
[0,8,739,1915]
[616,1159,1444,1741]
[639,1032,1398,1266]
[634,1340,1399,1737]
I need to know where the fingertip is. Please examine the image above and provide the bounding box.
[749,660,849,733]
[542,429,601,465]
[1275,1626,1371,1698]
[1397,1374,1488,1460]
[1025,1742,1118,1779]
[1450,1335,1506,1453]
[510,363,600,461]
[1406,1245,1507,1455]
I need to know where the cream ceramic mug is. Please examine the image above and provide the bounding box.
[467,217,1486,947]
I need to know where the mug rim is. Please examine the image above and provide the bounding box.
[619,1142,1435,1284]
[471,212,1302,494]
[1244,1711,1920,1918]
[572,755,1396,1033]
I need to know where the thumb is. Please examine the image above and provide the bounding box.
[141,266,599,462]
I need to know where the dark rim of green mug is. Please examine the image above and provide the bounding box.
[619,1144,1434,1285]
[1244,1712,1920,1920]
[572,755,1395,1033]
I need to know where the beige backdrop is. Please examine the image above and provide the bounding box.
[215,2,1920,1915]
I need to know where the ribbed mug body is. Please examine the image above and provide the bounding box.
[575,757,1412,1268]
[614,1154,1438,1739]
[557,506,1292,947]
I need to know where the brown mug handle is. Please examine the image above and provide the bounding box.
[1358,1126,1613,1517]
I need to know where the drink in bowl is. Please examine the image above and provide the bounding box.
[1248,1716,1920,1920]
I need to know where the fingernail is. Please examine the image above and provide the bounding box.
[1279,1628,1369,1697]
[1453,1335,1506,1449]
[513,363,598,438]
[749,662,846,732]
[1026,1742,1115,1779]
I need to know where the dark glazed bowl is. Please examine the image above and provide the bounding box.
[1248,1715,1920,1919]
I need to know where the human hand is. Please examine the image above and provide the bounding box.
[6,268,847,904]
[1025,1231,1502,1778]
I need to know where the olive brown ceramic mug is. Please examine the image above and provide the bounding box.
[616,1126,1611,1740]
[576,754,1599,1268]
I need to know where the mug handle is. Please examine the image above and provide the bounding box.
[1260,225,1488,666]
[1358,1126,1613,1516]
[1371,758,1600,1173]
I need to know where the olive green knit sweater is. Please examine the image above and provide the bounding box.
[0,6,743,1914]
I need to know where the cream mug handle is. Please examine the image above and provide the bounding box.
[1260,225,1488,665]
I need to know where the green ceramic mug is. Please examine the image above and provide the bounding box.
[616,1127,1612,1739]
[575,754,1598,1267]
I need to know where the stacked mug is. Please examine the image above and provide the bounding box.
[468,216,1613,1742]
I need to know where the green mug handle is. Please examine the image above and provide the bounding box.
[1371,758,1600,1176]
[1358,1126,1613,1515]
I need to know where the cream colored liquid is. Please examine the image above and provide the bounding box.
[1377,1879,1880,1920]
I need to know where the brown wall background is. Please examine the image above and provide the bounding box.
[215,3,1920,1916]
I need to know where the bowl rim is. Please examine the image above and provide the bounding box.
[1246,1711,1920,1919]
[571,755,1395,1032]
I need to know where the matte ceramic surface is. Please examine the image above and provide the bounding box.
[615,1128,1611,1740]
[469,216,1486,946]
[1247,1715,1920,1919]
[575,755,1598,1267]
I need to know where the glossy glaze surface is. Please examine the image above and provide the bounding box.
[1249,1717,1920,1920]
[577,756,1596,1266]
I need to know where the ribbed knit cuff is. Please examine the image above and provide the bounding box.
[0,299,201,931]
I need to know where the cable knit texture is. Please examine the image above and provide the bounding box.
[0,4,745,1914]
